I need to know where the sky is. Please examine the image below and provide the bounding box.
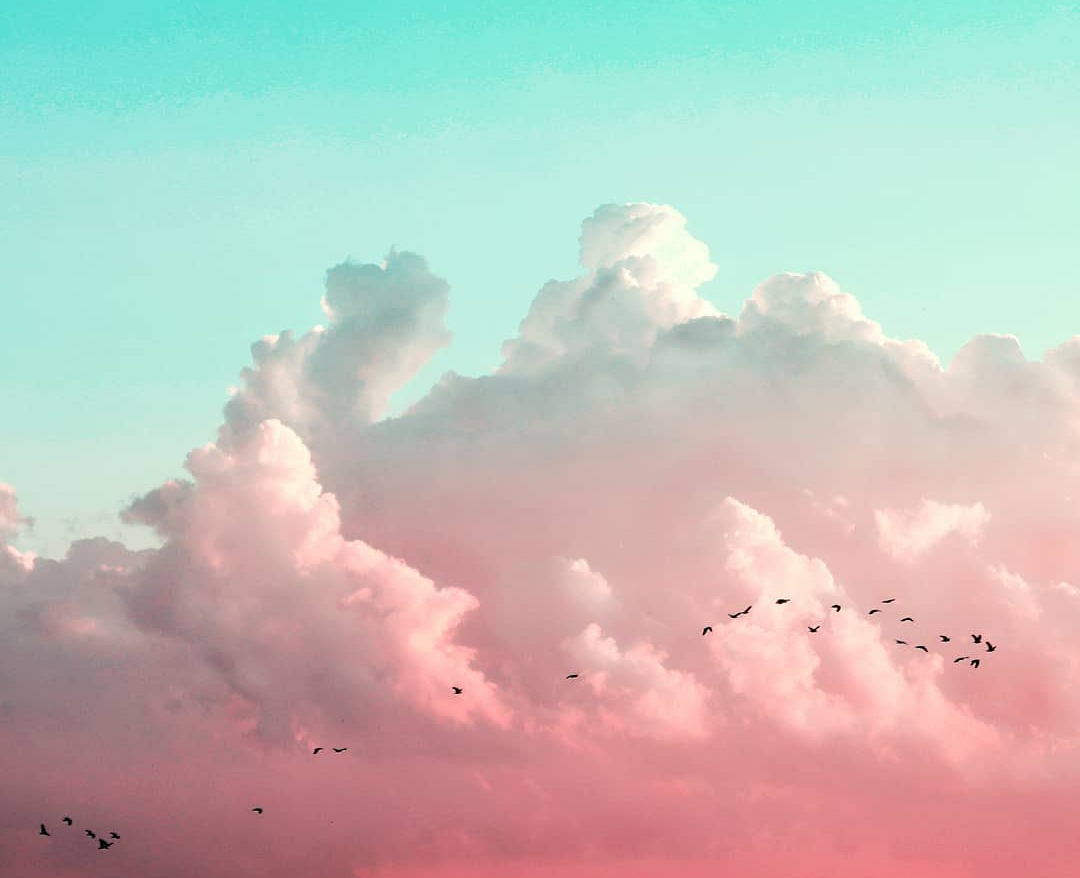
[3,3,1080,876]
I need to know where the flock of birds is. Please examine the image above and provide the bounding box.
[36,597,996,835]
[704,596,997,669]
[38,817,119,850]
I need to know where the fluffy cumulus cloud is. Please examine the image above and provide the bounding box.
[5,202,1080,877]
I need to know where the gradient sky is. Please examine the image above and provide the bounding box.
[3,1,1078,556]
[4,3,1080,865]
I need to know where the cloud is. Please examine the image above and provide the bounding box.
[874,500,991,562]
[5,202,1080,876]
[220,249,452,453]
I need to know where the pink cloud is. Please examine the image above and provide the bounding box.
[5,203,1080,876]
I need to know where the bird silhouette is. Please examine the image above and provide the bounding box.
[702,626,713,636]
[808,625,820,633]
[566,674,579,679]
[970,658,981,668]
[915,645,929,652]
[776,599,791,605]
[900,617,914,623]
[953,656,969,663]
[85,830,95,838]
[972,634,982,644]
[109,832,120,839]
[332,748,347,753]
[986,642,996,652]
[313,747,323,755]
[895,639,907,645]
[869,609,882,615]
[451,686,463,694]
[39,824,50,837]
[939,635,951,642]
[728,606,752,619]
[831,604,841,612]
[62,817,73,826]
[882,598,896,603]
[252,808,263,814]
[98,839,113,850]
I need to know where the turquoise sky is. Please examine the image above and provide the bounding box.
[2,1,1078,556]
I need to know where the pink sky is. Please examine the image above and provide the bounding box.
[4,203,1080,877]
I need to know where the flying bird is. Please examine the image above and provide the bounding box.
[972,634,983,644]
[776,599,791,605]
[895,639,907,645]
[252,808,263,814]
[900,617,914,623]
[939,635,951,642]
[451,686,463,694]
[702,626,713,636]
[808,625,820,633]
[566,674,579,679]
[868,609,882,615]
[98,839,113,850]
[986,642,996,652]
[109,832,120,840]
[970,658,981,668]
[39,824,50,837]
[62,817,72,826]
[915,645,929,652]
[831,604,841,612]
[312,747,323,755]
[85,830,95,838]
[953,656,969,663]
[882,598,896,603]
[727,605,752,619]
[332,748,347,753]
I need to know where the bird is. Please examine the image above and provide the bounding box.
[915,645,929,652]
[882,598,896,603]
[313,747,323,755]
[109,832,120,840]
[831,604,841,612]
[986,642,996,653]
[332,748,347,753]
[451,686,463,694]
[776,599,791,605]
[972,634,983,644]
[566,674,579,679]
[895,639,907,645]
[62,817,73,826]
[900,617,914,623]
[98,839,113,850]
[727,605,752,619]
[808,625,820,633]
[85,830,96,838]
[953,656,969,663]
[39,824,50,837]
[869,609,882,615]
[252,808,264,815]
[939,635,951,642]
[970,658,981,668]
[702,626,713,636]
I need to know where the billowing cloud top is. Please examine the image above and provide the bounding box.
[4,203,1080,878]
